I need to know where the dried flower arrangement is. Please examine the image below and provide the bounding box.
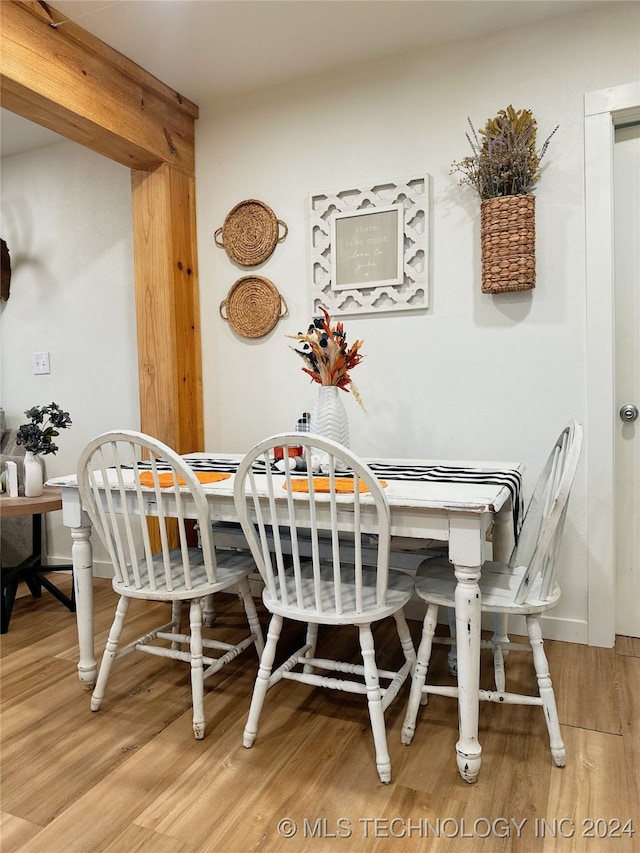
[289,306,365,408]
[451,105,558,200]
[16,402,72,455]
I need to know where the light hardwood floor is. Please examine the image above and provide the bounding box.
[1,574,638,852]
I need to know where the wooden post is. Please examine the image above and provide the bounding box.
[131,165,203,451]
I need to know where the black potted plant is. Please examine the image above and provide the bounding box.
[16,402,72,496]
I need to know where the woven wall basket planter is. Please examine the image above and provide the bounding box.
[214,199,288,267]
[219,275,288,338]
[480,194,536,293]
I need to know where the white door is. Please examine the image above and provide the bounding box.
[613,122,640,638]
[585,82,640,647]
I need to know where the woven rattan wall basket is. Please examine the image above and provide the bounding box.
[214,199,288,267]
[480,194,536,293]
[219,276,288,338]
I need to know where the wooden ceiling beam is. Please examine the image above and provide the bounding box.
[0,0,198,171]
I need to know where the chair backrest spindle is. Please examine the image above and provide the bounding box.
[512,421,583,605]
[234,433,392,619]
[78,431,219,593]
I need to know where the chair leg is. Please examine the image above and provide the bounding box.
[402,603,439,746]
[358,623,391,784]
[378,611,416,713]
[243,613,283,749]
[527,615,565,767]
[91,596,130,711]
[491,614,510,693]
[189,598,206,740]
[171,601,183,651]
[303,622,319,674]
[236,577,265,657]
[394,609,417,669]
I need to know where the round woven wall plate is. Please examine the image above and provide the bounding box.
[214,199,288,266]
[219,276,288,338]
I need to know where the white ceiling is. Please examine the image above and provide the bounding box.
[1,0,610,157]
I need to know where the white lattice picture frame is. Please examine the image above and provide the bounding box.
[309,174,430,317]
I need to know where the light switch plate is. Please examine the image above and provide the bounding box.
[33,352,50,374]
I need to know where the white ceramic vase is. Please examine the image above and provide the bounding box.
[23,450,43,497]
[311,385,349,448]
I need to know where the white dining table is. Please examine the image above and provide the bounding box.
[50,451,523,784]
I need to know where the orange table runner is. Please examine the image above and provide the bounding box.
[286,477,387,494]
[139,471,230,488]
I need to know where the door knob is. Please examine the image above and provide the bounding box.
[619,404,639,422]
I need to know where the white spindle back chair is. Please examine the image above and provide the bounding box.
[77,430,264,740]
[401,421,583,770]
[233,433,416,784]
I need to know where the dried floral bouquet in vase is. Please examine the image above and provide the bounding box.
[289,306,365,451]
[451,105,558,200]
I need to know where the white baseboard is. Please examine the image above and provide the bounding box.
[44,558,589,644]
[91,564,116,580]
[488,613,589,645]
[405,598,588,645]
[45,555,114,580]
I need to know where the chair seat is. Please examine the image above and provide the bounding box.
[415,556,561,614]
[263,560,415,625]
[112,548,256,601]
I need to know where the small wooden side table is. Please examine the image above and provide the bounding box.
[1,486,75,633]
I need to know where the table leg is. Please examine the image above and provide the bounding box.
[448,512,487,783]
[71,524,97,689]
[201,594,217,627]
[453,561,482,783]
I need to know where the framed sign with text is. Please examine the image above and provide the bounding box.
[309,174,430,317]
[331,204,404,291]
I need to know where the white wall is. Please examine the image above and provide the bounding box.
[194,2,638,641]
[0,143,139,560]
[1,1,638,638]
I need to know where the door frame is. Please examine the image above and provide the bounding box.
[585,81,640,647]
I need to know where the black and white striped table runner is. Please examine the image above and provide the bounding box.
[133,456,523,537]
